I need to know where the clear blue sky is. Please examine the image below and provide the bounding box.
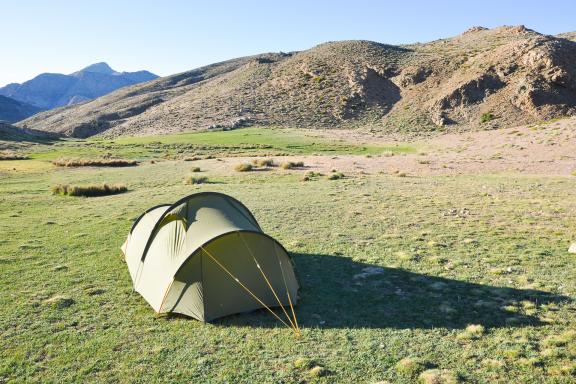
[2,0,575,86]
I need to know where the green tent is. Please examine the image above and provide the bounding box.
[121,192,299,326]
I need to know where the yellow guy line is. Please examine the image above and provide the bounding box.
[239,233,298,331]
[200,246,296,333]
[273,242,300,333]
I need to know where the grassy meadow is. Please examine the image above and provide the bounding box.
[1,129,575,383]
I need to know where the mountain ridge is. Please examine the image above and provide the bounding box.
[18,26,576,138]
[0,95,43,123]
[0,63,158,110]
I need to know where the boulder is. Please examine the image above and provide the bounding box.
[569,243,576,254]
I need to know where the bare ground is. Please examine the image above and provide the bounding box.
[186,117,576,177]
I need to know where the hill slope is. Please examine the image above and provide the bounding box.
[0,63,158,110]
[0,96,43,123]
[20,26,576,138]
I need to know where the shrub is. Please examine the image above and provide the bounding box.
[0,152,28,160]
[52,158,138,167]
[419,369,460,384]
[327,172,344,180]
[252,158,275,167]
[456,324,486,340]
[52,183,128,197]
[571,170,576,176]
[395,358,426,377]
[280,161,304,169]
[185,176,209,185]
[234,163,253,172]
[302,171,322,181]
[480,112,495,123]
[191,167,201,172]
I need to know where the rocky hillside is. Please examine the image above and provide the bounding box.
[19,26,576,138]
[0,63,157,110]
[0,96,43,123]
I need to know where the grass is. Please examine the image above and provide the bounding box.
[252,158,276,167]
[52,183,128,197]
[234,163,253,172]
[480,112,495,124]
[280,161,304,169]
[327,172,344,180]
[1,152,575,383]
[0,152,28,160]
[184,176,209,185]
[52,157,139,167]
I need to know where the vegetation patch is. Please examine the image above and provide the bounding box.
[480,112,495,124]
[419,369,460,384]
[395,357,428,377]
[234,163,253,172]
[252,158,276,167]
[52,183,128,197]
[280,161,304,169]
[190,167,201,172]
[456,324,486,340]
[185,176,209,185]
[52,157,138,167]
[0,152,28,160]
[327,172,344,180]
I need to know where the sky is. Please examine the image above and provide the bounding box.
[2,0,575,86]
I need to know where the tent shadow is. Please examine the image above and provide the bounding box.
[214,252,571,330]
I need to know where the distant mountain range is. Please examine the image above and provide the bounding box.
[16,27,576,138]
[0,62,157,114]
[0,96,43,123]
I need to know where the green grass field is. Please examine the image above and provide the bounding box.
[0,127,414,165]
[1,131,575,383]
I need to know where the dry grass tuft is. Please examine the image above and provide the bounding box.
[395,358,426,377]
[234,163,253,172]
[185,176,209,185]
[418,369,460,384]
[252,158,276,167]
[308,366,326,377]
[280,161,304,169]
[52,183,128,197]
[52,158,138,167]
[456,324,486,340]
[43,295,75,309]
[327,172,345,180]
[0,152,28,160]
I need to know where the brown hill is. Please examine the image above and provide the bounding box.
[19,26,576,138]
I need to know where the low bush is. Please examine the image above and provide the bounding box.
[234,163,253,172]
[480,112,495,123]
[191,167,201,172]
[52,158,138,167]
[327,172,344,180]
[280,161,304,169]
[252,158,275,167]
[185,176,209,185]
[0,152,28,160]
[52,183,128,197]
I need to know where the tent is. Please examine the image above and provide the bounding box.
[121,192,299,329]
